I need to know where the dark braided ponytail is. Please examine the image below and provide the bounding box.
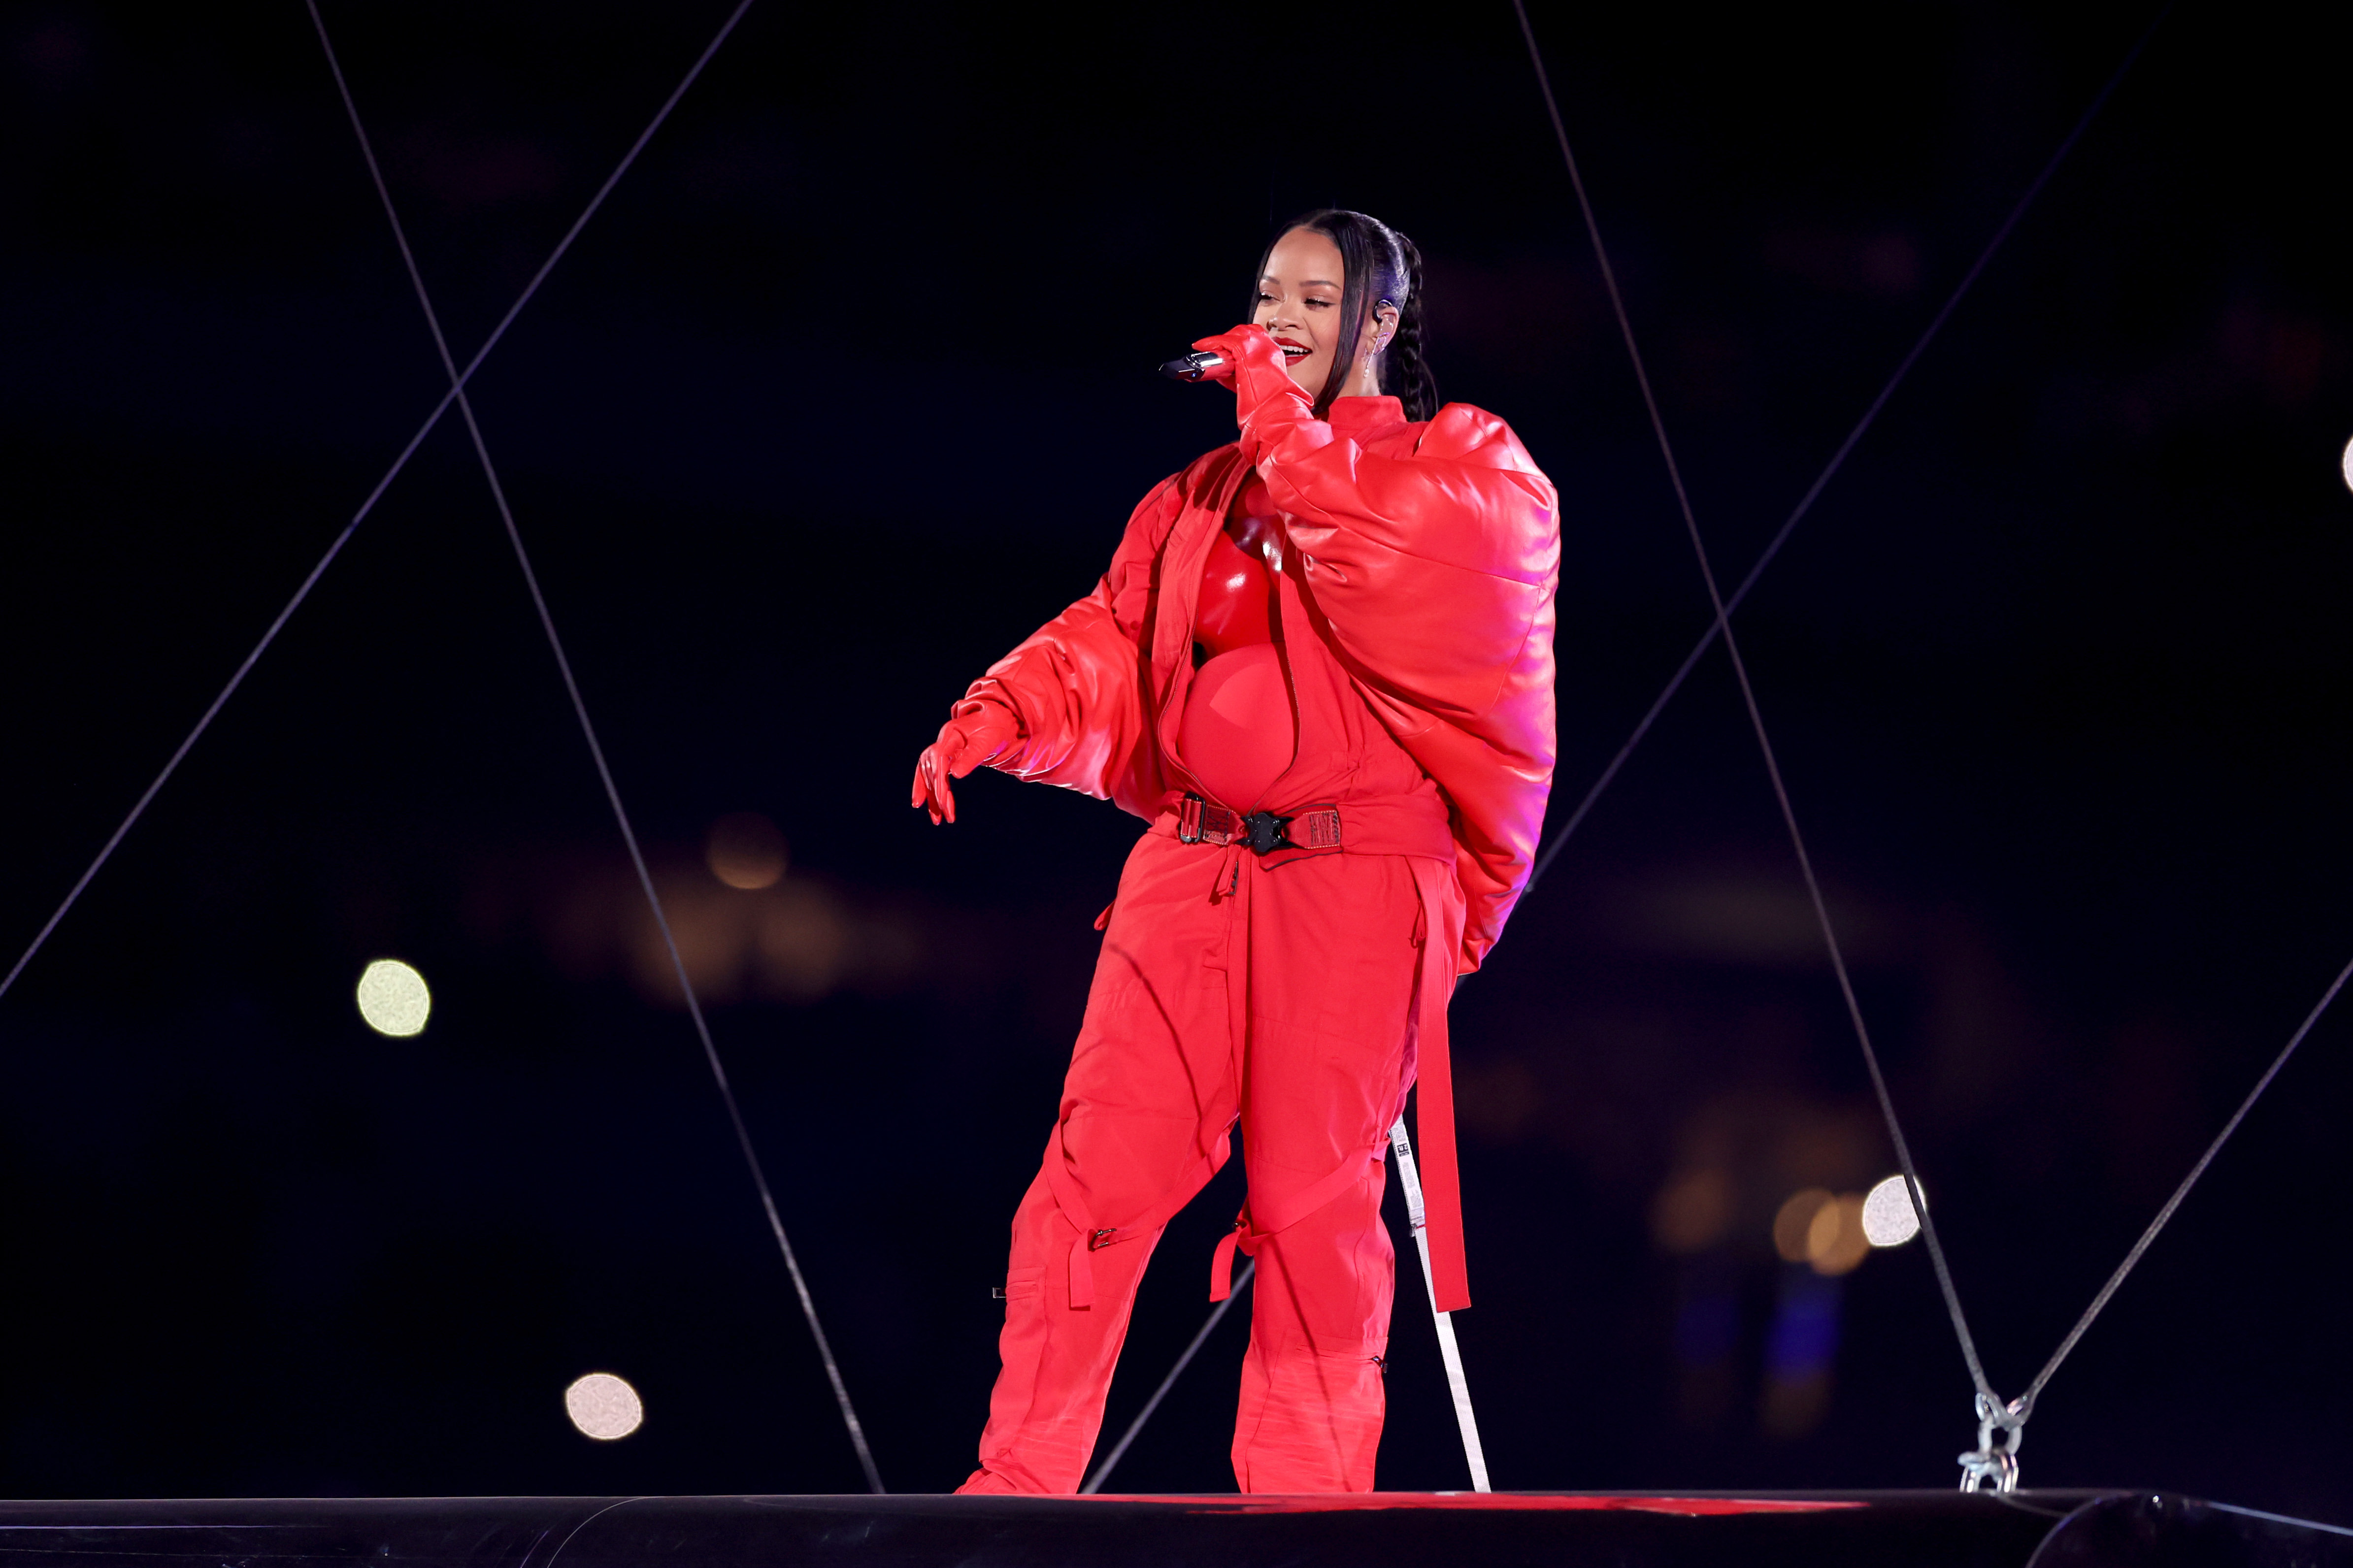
[1381,230,1438,422]
[1251,209,1440,422]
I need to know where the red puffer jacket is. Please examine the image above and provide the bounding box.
[957,326,1558,974]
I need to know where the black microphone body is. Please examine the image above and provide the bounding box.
[1160,350,1224,382]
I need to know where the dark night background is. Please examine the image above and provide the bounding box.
[2,0,2349,1522]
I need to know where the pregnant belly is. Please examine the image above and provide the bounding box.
[1177,644,1293,809]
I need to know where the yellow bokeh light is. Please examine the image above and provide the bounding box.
[1806,1194,1871,1276]
[1775,1187,1872,1274]
[564,1372,644,1440]
[1861,1173,1923,1247]
[355,959,431,1038]
[707,811,788,890]
[1772,1188,1832,1264]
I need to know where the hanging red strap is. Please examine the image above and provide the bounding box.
[1209,1222,1246,1302]
[1404,854,1471,1312]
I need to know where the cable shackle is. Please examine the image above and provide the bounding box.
[1956,1391,2032,1493]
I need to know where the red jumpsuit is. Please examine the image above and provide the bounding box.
[946,327,1558,1493]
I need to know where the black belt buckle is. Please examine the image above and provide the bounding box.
[1242,811,1288,855]
[1180,794,1318,855]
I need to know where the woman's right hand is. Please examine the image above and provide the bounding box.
[1188,324,1282,389]
[911,704,1021,825]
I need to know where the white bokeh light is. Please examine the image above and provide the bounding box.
[565,1372,644,1440]
[2342,434,2353,495]
[1861,1174,1923,1247]
[355,959,431,1038]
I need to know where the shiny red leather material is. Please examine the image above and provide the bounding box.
[944,322,1558,1492]
[1179,483,1290,809]
[1192,516,1277,656]
[910,701,1024,824]
[965,324,1558,973]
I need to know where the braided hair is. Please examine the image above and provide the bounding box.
[1250,209,1439,422]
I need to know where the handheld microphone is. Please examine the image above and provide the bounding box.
[1160,351,1223,382]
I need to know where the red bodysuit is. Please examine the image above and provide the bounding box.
[942,326,1559,1494]
[1177,475,1289,810]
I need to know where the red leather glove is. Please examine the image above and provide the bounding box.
[910,700,1022,824]
[1193,324,1315,466]
[1189,323,1287,392]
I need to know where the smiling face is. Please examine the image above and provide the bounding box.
[1252,227,1389,401]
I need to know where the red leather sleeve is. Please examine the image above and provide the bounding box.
[1234,346,1561,973]
[952,471,1189,818]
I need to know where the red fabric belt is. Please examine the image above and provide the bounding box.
[1175,796,1344,855]
[1149,792,1454,864]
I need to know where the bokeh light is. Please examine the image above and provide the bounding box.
[2341,433,2353,494]
[1806,1194,1871,1276]
[707,811,787,890]
[1774,1187,1873,1274]
[1772,1188,1832,1263]
[564,1372,643,1440]
[354,959,431,1037]
[1861,1173,1923,1247]
[1651,1167,1733,1254]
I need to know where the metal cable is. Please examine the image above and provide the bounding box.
[1081,1260,1255,1494]
[1523,6,2170,894]
[2020,949,2353,1412]
[1513,0,2328,1468]
[1512,0,2002,1412]
[303,0,883,1494]
[0,0,756,1010]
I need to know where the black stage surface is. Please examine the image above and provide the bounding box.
[0,1492,2346,1568]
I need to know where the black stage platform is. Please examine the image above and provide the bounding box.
[0,1491,2345,1567]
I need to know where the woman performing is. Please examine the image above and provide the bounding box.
[912,209,1559,1493]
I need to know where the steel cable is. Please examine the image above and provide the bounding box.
[1512,0,2004,1413]
[1515,0,2336,1469]
[0,0,757,1009]
[2019,949,2353,1414]
[303,0,883,1494]
[1082,1260,1255,1494]
[1523,8,2170,893]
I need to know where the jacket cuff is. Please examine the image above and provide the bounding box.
[1233,354,1331,470]
[951,691,1027,768]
